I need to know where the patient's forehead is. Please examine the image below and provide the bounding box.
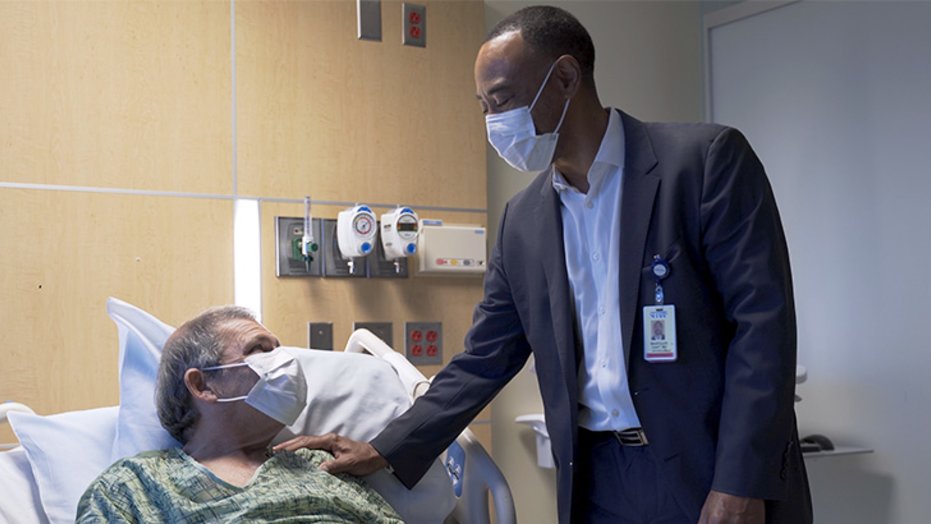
[217,319,280,363]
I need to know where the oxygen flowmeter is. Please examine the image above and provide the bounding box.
[380,207,420,273]
[300,196,318,264]
[337,205,377,273]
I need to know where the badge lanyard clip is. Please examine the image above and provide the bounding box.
[651,255,670,305]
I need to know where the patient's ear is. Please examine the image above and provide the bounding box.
[184,369,217,401]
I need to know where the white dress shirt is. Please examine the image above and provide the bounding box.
[551,108,641,431]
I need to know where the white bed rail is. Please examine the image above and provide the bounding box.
[345,329,517,524]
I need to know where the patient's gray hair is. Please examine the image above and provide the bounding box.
[156,305,256,444]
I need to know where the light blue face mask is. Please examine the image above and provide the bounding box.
[484,60,572,173]
[201,348,307,426]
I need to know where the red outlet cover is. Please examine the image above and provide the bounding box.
[412,344,423,356]
[412,330,423,342]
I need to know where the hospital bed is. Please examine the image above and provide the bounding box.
[0,299,515,524]
[345,329,516,524]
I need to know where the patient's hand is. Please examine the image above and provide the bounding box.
[273,434,389,477]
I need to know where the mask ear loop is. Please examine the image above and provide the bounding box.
[553,96,571,133]
[200,361,251,402]
[530,59,571,134]
[201,361,249,372]
[529,60,560,111]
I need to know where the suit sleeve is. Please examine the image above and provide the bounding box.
[370,202,532,489]
[700,128,798,500]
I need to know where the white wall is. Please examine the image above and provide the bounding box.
[708,2,931,522]
[483,2,703,522]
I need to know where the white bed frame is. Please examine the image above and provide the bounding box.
[344,329,516,524]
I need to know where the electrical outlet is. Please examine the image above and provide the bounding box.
[322,219,366,278]
[405,321,442,365]
[308,322,333,350]
[353,322,393,348]
[402,3,426,47]
[275,216,323,277]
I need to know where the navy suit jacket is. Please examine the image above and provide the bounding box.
[371,111,812,523]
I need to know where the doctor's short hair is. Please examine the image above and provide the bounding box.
[486,5,595,84]
[156,305,257,444]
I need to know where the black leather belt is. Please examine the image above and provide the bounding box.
[613,428,649,447]
[581,427,650,447]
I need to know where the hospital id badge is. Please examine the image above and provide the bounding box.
[643,305,677,362]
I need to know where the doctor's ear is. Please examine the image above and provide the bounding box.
[184,368,217,402]
[553,55,582,98]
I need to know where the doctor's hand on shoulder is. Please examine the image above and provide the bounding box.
[273,434,388,476]
[698,490,764,524]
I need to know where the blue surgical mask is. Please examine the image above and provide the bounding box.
[485,61,571,173]
[202,348,307,426]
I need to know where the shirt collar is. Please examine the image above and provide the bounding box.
[552,108,624,194]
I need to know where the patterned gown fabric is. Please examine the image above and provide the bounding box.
[76,448,403,523]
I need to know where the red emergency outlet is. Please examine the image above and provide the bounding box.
[402,3,426,48]
[406,321,440,364]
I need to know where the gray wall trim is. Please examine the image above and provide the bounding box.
[0,181,239,201]
[0,182,487,214]
[255,195,487,214]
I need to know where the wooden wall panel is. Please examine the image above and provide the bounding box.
[0,190,233,442]
[0,1,231,193]
[236,0,487,208]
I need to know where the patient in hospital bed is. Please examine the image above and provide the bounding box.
[76,305,402,523]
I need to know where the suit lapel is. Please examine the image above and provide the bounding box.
[617,111,660,365]
[536,177,580,409]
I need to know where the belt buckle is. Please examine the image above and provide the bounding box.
[614,428,649,447]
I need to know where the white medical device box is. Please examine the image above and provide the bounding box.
[337,205,377,259]
[416,223,486,275]
[380,207,420,261]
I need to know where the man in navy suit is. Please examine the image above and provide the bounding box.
[276,6,812,523]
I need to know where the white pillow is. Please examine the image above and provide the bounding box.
[107,297,180,461]
[274,347,456,523]
[0,446,46,524]
[110,300,455,523]
[8,407,118,524]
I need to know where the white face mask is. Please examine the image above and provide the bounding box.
[485,60,571,173]
[201,348,308,426]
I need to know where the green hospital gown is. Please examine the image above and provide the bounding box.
[76,448,403,523]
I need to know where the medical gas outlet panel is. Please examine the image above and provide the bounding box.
[275,207,485,279]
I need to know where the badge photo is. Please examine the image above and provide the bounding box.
[643,305,677,362]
